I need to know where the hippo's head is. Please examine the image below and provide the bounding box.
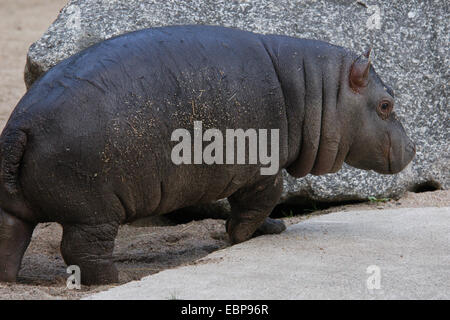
[343,50,415,174]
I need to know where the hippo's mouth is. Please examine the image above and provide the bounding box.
[372,132,394,174]
[375,132,393,175]
[387,134,393,174]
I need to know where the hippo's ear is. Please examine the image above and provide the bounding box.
[349,49,371,93]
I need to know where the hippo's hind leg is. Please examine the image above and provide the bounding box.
[226,173,284,244]
[0,209,35,282]
[60,222,119,285]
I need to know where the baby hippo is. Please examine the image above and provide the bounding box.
[0,26,415,284]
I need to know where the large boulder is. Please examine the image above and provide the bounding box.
[25,0,448,205]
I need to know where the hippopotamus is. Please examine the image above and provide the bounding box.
[0,25,415,285]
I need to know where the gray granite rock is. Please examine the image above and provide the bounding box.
[25,0,449,205]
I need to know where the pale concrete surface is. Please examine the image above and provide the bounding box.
[86,207,450,300]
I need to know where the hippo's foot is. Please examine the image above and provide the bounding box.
[226,174,283,244]
[254,217,286,236]
[0,209,35,282]
[226,217,286,238]
[61,222,119,285]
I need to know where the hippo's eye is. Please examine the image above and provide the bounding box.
[377,100,393,120]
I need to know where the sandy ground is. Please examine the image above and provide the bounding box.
[0,0,67,129]
[0,0,448,300]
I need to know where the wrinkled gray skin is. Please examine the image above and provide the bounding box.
[0,26,415,285]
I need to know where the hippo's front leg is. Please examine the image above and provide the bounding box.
[60,222,119,285]
[226,173,284,244]
[255,217,287,236]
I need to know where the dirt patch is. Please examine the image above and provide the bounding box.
[0,218,228,299]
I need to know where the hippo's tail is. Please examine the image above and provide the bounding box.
[0,128,33,222]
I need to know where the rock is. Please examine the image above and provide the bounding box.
[25,0,448,207]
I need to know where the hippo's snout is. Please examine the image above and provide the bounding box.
[346,118,416,175]
[388,136,416,174]
[407,140,416,158]
[403,138,416,168]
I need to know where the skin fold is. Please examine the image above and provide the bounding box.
[0,25,415,284]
